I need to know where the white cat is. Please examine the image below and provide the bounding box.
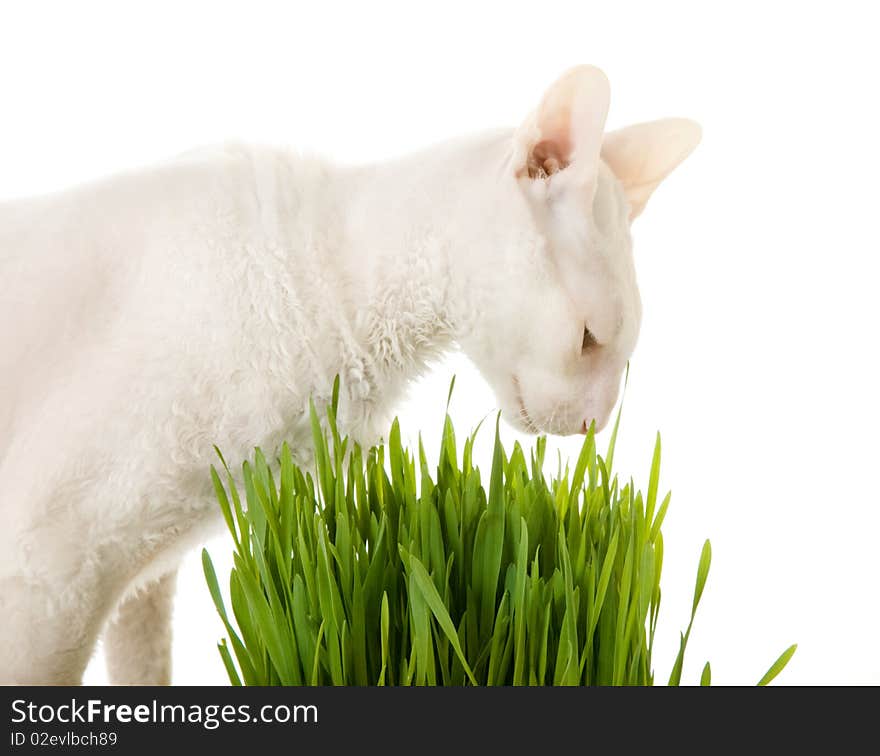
[0,66,699,684]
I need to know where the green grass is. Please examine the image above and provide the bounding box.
[203,379,795,685]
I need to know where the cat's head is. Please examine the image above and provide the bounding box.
[459,66,700,435]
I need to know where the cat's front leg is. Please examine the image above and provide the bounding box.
[0,569,112,685]
[103,571,177,685]
[0,492,133,684]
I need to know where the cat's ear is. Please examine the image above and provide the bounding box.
[601,118,701,220]
[513,65,610,187]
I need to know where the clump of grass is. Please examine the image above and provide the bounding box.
[203,379,795,685]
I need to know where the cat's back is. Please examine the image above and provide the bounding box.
[0,143,322,462]
[0,141,313,271]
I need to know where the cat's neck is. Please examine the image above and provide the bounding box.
[331,131,513,426]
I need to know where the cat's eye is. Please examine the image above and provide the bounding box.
[582,325,598,353]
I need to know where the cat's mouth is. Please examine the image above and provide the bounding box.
[512,376,539,434]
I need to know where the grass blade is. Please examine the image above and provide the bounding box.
[757,644,797,686]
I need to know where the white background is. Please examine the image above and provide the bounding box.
[2,1,878,685]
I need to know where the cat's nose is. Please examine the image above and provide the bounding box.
[579,414,610,434]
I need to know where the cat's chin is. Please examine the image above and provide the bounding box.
[507,410,610,437]
[504,411,541,436]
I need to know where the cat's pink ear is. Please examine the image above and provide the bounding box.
[601,118,702,220]
[514,65,610,185]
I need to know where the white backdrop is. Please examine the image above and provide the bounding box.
[2,0,878,685]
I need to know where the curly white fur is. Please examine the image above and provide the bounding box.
[0,66,699,684]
